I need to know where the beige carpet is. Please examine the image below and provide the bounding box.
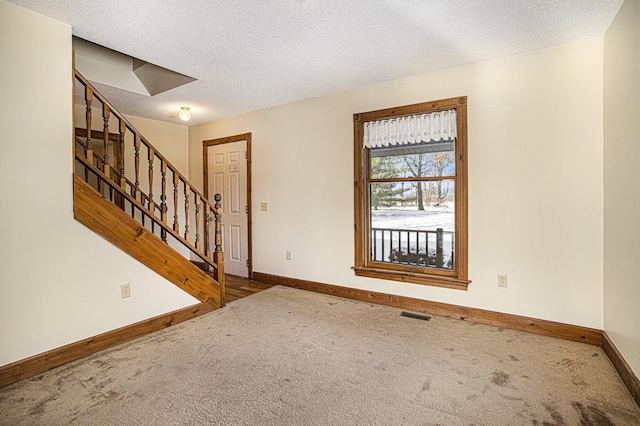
[1,286,638,425]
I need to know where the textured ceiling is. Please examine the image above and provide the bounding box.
[10,0,623,126]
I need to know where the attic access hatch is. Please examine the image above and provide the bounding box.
[72,37,196,96]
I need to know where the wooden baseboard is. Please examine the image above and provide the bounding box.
[253,272,602,346]
[0,303,214,389]
[602,332,640,408]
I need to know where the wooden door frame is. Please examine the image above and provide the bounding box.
[203,133,253,279]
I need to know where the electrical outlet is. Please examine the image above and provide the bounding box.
[121,283,131,298]
[498,274,508,288]
[261,202,268,211]
[286,251,292,260]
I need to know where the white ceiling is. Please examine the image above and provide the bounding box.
[10,0,623,126]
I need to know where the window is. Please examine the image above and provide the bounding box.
[353,97,469,290]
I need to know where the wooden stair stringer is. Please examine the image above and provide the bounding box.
[73,175,221,308]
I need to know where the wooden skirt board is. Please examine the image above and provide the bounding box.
[73,176,222,308]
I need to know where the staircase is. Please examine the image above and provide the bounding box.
[73,69,225,308]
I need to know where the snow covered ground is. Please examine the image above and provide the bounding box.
[370,206,455,268]
[371,206,454,231]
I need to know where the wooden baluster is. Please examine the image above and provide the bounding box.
[184,183,190,243]
[160,161,167,242]
[148,147,154,214]
[213,194,225,306]
[195,194,201,251]
[118,120,126,189]
[173,173,179,233]
[110,117,125,210]
[84,86,93,163]
[102,104,110,177]
[205,205,211,259]
[161,161,167,222]
[134,134,141,202]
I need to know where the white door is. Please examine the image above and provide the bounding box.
[207,140,249,277]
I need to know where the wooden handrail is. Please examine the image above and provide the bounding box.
[74,68,223,274]
[75,136,158,214]
[75,128,120,141]
[74,71,215,209]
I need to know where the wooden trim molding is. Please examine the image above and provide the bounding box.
[0,303,213,389]
[75,127,120,142]
[353,266,469,290]
[253,272,602,346]
[602,332,640,408]
[203,133,253,278]
[353,96,469,289]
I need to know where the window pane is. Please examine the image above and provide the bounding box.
[369,180,455,269]
[370,149,456,179]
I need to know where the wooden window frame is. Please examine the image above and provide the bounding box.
[353,96,470,291]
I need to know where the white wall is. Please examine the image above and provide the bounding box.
[604,0,640,376]
[0,0,613,369]
[190,39,604,329]
[0,1,198,367]
[125,114,190,175]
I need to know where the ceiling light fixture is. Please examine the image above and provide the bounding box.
[179,107,191,121]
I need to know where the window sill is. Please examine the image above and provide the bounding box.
[353,266,470,291]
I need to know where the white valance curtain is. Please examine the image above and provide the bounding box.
[363,109,457,149]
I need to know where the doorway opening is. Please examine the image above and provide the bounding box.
[203,133,252,279]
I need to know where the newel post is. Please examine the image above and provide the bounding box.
[213,193,225,306]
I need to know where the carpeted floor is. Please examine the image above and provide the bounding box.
[1,286,638,425]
